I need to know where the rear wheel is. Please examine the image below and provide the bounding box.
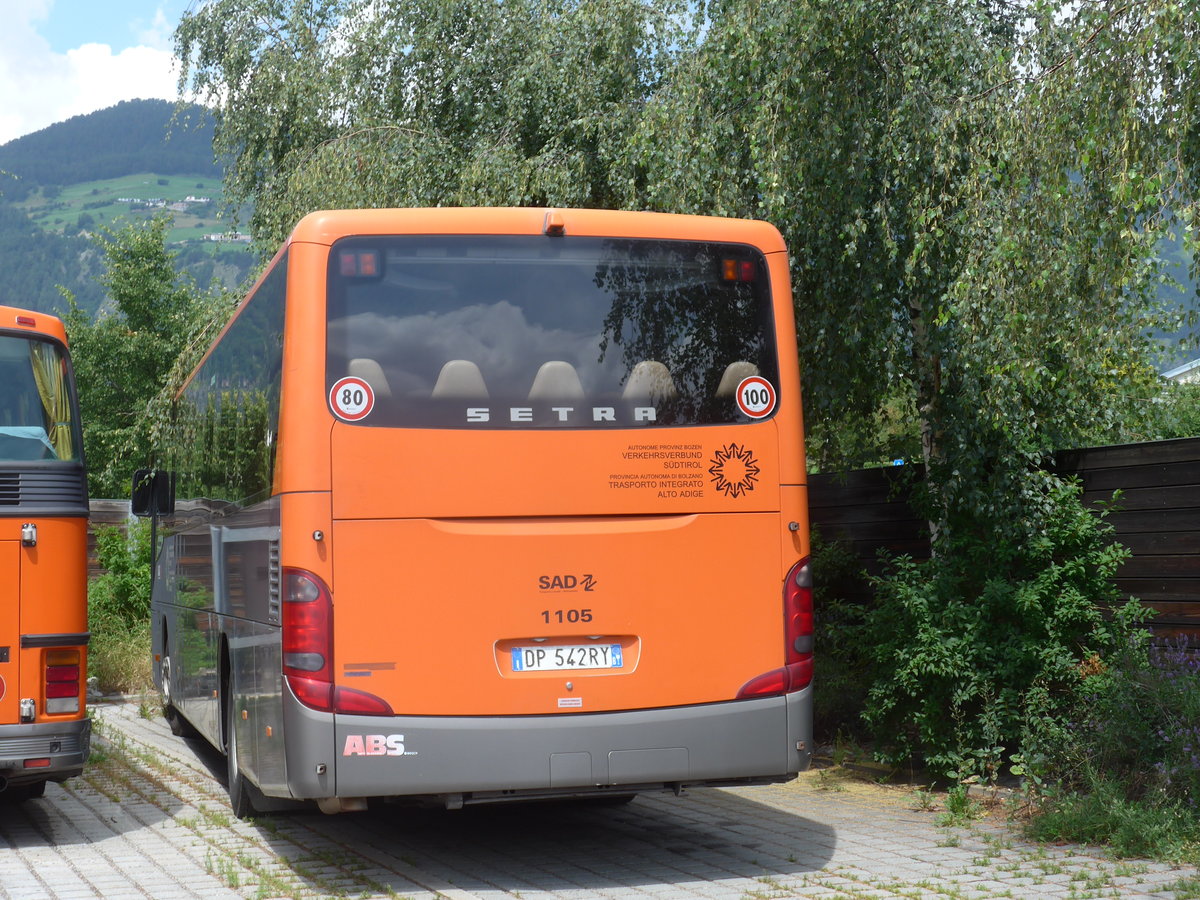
[160,651,196,738]
[2,780,46,803]
[225,688,255,819]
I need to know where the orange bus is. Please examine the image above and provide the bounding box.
[135,207,811,816]
[0,306,90,802]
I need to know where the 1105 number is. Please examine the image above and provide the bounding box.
[541,608,593,624]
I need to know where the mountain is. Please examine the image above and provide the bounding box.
[0,100,221,202]
[0,100,253,319]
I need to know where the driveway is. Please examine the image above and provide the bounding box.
[0,699,1195,899]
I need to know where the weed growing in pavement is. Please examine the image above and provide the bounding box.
[911,788,936,811]
[1167,875,1200,899]
[89,620,154,695]
[742,874,789,900]
[198,803,232,829]
[137,692,161,720]
[813,769,847,792]
[936,784,983,827]
[214,852,241,890]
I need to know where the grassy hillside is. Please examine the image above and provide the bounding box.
[16,172,246,248]
[0,100,255,317]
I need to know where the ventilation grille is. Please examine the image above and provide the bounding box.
[0,473,17,505]
[268,539,282,625]
[0,468,87,509]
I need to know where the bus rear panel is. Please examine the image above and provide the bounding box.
[150,208,810,814]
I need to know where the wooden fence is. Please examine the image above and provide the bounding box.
[809,436,1200,641]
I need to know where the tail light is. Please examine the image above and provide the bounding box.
[282,568,393,716]
[736,558,813,699]
[44,649,81,714]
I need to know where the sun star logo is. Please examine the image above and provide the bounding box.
[709,443,761,498]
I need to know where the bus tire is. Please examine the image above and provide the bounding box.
[160,651,196,738]
[2,780,46,803]
[225,691,255,819]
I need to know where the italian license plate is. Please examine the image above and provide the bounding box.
[511,644,623,672]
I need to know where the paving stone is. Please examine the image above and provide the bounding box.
[0,700,1195,899]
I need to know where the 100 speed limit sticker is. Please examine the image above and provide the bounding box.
[735,375,777,419]
[329,376,375,421]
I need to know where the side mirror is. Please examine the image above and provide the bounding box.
[131,469,176,517]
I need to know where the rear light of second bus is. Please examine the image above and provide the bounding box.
[281,567,393,716]
[44,648,82,715]
[736,558,813,699]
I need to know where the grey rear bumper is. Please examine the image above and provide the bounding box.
[0,717,90,787]
[281,686,811,803]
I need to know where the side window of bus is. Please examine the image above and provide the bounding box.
[173,255,287,506]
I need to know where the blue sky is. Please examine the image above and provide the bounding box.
[1,0,191,145]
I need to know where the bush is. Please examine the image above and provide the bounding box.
[88,523,151,633]
[860,478,1149,781]
[89,620,153,695]
[88,522,154,694]
[810,530,874,740]
[1024,635,1200,861]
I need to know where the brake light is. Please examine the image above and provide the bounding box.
[282,568,393,716]
[44,649,80,714]
[736,558,813,699]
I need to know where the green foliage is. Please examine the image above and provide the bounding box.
[1140,381,1200,441]
[1023,635,1200,862]
[63,215,234,496]
[861,479,1150,780]
[175,0,1200,536]
[1027,775,1200,863]
[937,784,984,827]
[88,620,153,696]
[88,521,155,694]
[809,530,874,739]
[0,201,105,315]
[175,0,689,253]
[88,523,152,633]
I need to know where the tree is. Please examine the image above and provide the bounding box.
[175,0,689,252]
[64,216,229,497]
[633,0,1197,537]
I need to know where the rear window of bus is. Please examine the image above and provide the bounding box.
[325,235,779,428]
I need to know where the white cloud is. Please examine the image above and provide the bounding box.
[0,1,179,146]
[134,8,175,52]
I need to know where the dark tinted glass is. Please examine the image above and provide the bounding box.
[173,254,287,504]
[325,236,779,429]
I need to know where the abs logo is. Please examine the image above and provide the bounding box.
[538,574,597,592]
[343,734,415,757]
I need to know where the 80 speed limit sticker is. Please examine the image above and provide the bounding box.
[735,375,777,419]
[329,376,375,421]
